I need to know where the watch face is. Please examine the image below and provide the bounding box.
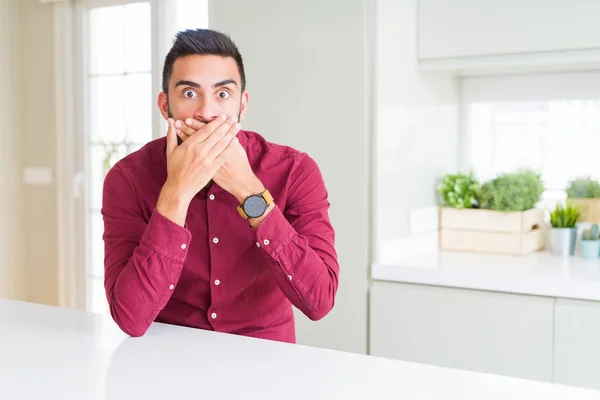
[243,195,267,218]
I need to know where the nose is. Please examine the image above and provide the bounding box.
[194,96,219,123]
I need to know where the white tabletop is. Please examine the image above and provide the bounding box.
[2,298,600,399]
[374,233,600,301]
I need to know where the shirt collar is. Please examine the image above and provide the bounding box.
[237,129,249,151]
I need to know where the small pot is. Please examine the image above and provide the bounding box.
[550,227,577,256]
[580,240,600,259]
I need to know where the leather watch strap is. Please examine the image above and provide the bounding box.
[262,189,274,206]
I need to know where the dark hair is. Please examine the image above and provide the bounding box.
[161,29,246,94]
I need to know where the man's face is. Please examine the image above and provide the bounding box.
[158,54,248,127]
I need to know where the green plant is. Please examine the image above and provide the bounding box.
[550,203,580,228]
[479,169,544,212]
[566,177,600,198]
[582,224,600,240]
[436,171,480,209]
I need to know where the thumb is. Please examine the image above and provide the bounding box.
[166,118,177,154]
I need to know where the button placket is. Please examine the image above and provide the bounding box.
[207,189,223,326]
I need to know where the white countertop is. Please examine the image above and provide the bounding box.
[373,245,600,301]
[2,299,600,399]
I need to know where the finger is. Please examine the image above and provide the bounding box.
[210,138,237,173]
[204,122,241,163]
[165,118,177,154]
[176,129,187,143]
[224,136,240,152]
[176,129,190,141]
[196,117,238,151]
[187,114,231,147]
[184,117,208,131]
[175,120,196,138]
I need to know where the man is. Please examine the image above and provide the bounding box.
[101,29,339,343]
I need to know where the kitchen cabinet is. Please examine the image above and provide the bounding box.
[417,0,600,62]
[369,281,555,382]
[554,298,600,391]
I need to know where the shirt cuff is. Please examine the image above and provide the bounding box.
[255,205,295,257]
[140,208,192,262]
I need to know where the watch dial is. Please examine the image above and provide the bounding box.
[244,195,267,218]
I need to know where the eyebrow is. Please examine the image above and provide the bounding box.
[175,79,237,89]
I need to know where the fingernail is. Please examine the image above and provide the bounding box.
[220,114,227,120]
[174,120,182,128]
[231,116,238,122]
[235,123,241,129]
[186,118,193,125]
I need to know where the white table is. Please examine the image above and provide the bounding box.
[2,299,600,399]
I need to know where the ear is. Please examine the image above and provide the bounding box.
[158,92,169,120]
[239,92,249,121]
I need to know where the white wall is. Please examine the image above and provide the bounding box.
[0,0,24,300]
[210,0,371,354]
[19,0,59,306]
[373,0,459,259]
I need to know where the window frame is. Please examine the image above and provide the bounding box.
[56,0,212,312]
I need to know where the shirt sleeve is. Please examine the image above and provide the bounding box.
[102,165,192,337]
[254,153,339,321]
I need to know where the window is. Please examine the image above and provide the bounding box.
[462,71,600,208]
[77,0,209,315]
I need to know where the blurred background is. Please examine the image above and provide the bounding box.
[2,0,600,392]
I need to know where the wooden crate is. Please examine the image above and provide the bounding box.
[439,207,546,255]
[566,198,600,224]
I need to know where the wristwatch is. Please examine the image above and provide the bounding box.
[237,189,274,219]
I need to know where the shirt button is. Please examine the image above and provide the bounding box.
[211,313,217,319]
[214,279,220,285]
[263,239,270,246]
[213,237,219,244]
[209,194,215,200]
[169,284,174,290]
[181,244,186,250]
[256,242,260,247]
[288,275,292,280]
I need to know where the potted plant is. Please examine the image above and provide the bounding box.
[566,176,600,223]
[549,203,580,256]
[580,223,600,259]
[436,170,480,209]
[478,169,544,212]
[437,168,546,255]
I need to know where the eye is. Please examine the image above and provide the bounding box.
[183,89,197,99]
[217,90,230,99]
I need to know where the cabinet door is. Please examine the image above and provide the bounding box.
[418,0,600,60]
[554,298,600,390]
[369,281,554,382]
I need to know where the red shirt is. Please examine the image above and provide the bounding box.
[101,129,339,343]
